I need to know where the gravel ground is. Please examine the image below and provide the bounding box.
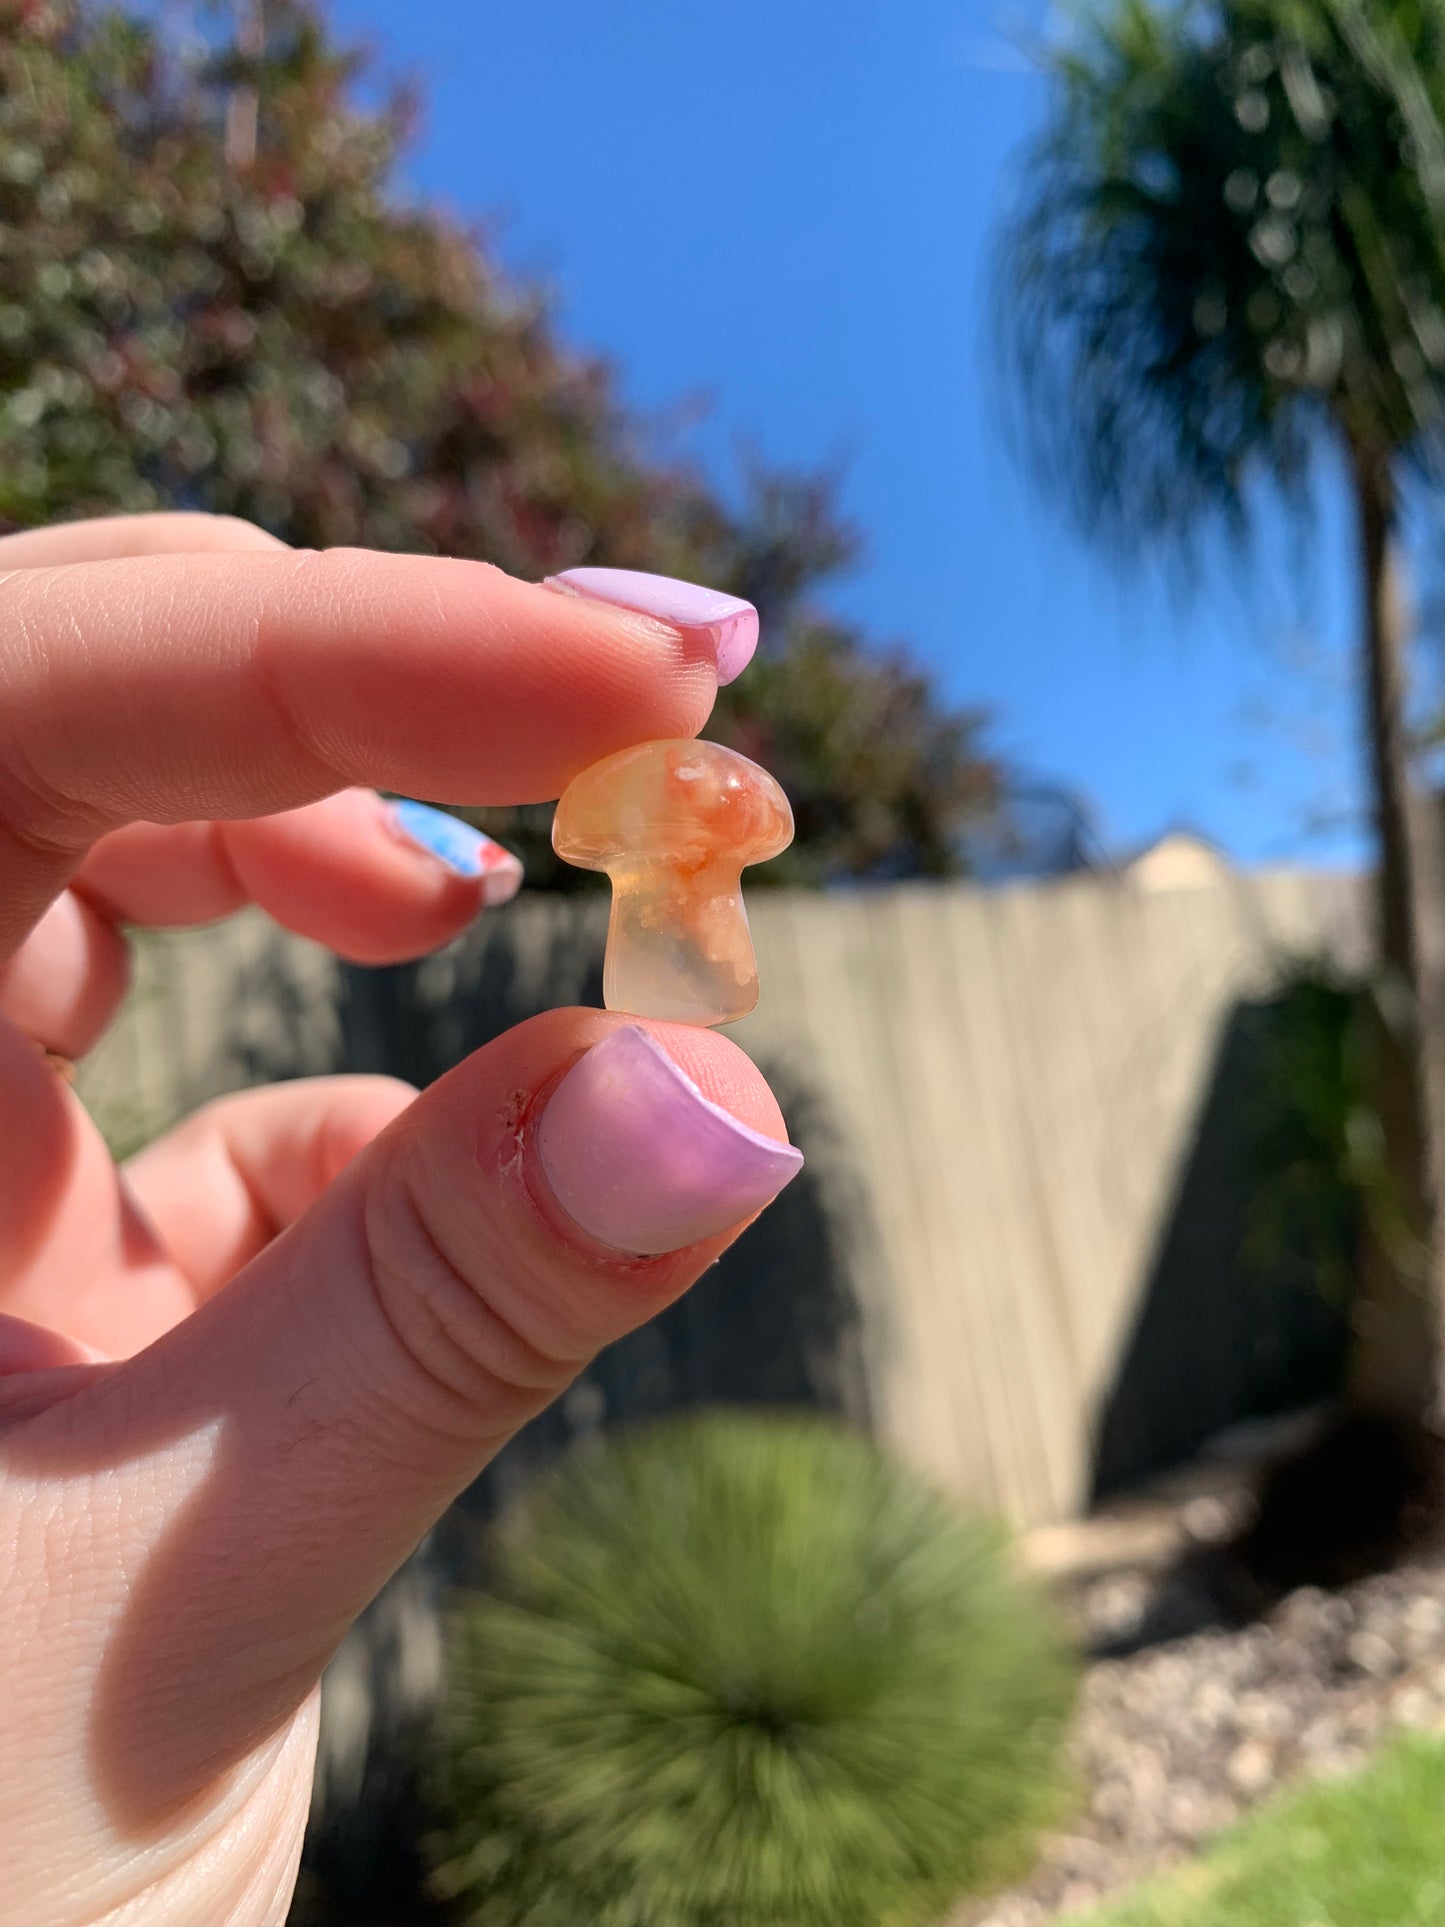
[954,1552,1445,1925]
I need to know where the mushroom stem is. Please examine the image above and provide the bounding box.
[604,865,759,1027]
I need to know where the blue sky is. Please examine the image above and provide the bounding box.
[320,0,1363,865]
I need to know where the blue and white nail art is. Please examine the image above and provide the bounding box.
[389,800,523,903]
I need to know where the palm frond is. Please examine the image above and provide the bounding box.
[993,0,1445,559]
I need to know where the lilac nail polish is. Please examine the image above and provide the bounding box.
[544,567,759,685]
[389,800,524,904]
[536,1025,802,1256]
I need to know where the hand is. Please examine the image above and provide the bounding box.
[0,515,801,1925]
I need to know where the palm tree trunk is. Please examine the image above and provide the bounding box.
[1344,437,1445,1421]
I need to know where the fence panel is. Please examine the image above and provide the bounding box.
[78,868,1367,1528]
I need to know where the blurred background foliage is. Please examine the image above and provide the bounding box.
[427,1413,1075,1927]
[0,0,1003,888]
[1241,966,1373,1305]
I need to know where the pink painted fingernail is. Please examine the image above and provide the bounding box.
[536,1025,802,1256]
[543,567,759,685]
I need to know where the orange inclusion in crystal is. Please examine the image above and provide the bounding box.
[551,739,794,1026]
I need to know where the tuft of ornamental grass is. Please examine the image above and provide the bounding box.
[428,1411,1075,1927]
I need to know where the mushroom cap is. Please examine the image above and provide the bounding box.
[553,738,793,874]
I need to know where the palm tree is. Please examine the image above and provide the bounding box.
[994,0,1445,1423]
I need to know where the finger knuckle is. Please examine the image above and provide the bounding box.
[360,1149,581,1440]
[0,585,114,854]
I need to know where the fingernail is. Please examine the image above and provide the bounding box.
[543,567,759,685]
[389,800,523,905]
[536,1025,803,1256]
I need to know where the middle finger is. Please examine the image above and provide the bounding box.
[0,790,522,1057]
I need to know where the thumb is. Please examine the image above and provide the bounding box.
[12,1011,801,1834]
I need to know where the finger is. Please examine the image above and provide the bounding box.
[0,1313,106,1374]
[5,795,520,1057]
[0,511,294,1045]
[0,549,729,958]
[77,793,523,943]
[18,1013,801,1832]
[0,1011,89,1278]
[124,1075,418,1300]
[0,889,130,1057]
[0,1012,192,1358]
[78,821,244,923]
[0,511,287,566]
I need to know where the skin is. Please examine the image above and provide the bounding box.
[0,513,792,1926]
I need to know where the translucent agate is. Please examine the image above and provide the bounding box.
[552,738,794,1026]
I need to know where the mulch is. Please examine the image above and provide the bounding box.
[955,1545,1445,1924]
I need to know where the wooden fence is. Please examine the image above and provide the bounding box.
[79,865,1367,1531]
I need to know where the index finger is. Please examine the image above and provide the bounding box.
[0,548,730,958]
[0,510,289,566]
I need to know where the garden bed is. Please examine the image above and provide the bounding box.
[956,1547,1445,1924]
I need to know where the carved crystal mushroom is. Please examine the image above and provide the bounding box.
[552,738,794,1026]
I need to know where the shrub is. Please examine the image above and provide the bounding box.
[428,1412,1074,1927]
